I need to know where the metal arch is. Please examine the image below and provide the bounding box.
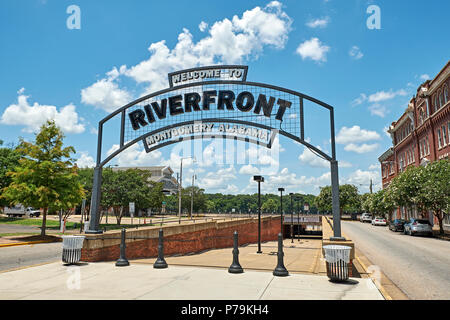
[94,79,337,167]
[97,79,333,126]
[88,75,343,239]
[100,118,331,168]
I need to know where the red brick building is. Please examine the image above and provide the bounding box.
[378,61,449,229]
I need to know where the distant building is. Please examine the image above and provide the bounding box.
[378,61,449,229]
[112,166,179,195]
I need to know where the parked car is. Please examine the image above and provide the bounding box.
[403,218,433,236]
[360,213,372,223]
[371,216,387,226]
[389,219,406,232]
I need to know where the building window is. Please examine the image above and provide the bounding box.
[426,99,430,117]
[437,129,442,149]
[412,146,415,162]
[444,85,449,104]
[442,125,448,147]
[448,122,450,145]
[439,90,444,108]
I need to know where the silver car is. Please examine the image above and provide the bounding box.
[403,218,433,236]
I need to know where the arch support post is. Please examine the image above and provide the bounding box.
[330,160,345,241]
[87,166,103,234]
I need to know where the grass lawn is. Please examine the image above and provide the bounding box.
[0,217,77,229]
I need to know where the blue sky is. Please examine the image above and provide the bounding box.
[1,0,449,196]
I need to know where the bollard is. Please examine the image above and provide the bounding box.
[273,233,289,277]
[153,228,168,269]
[228,231,243,274]
[115,228,130,267]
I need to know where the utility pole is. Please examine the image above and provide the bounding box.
[190,174,196,219]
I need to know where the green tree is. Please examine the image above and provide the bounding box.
[1,120,84,236]
[261,198,278,213]
[416,160,450,235]
[101,168,151,224]
[386,165,428,224]
[0,140,21,212]
[77,167,94,217]
[315,184,360,215]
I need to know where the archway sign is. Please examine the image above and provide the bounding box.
[87,65,345,240]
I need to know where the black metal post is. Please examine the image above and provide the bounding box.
[278,188,284,239]
[153,229,168,269]
[228,231,243,274]
[115,228,129,267]
[290,193,294,243]
[273,233,289,277]
[257,181,262,253]
[297,199,300,242]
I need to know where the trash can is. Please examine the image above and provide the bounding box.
[323,245,351,282]
[62,235,85,264]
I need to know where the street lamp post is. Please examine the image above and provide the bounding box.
[289,193,294,243]
[190,174,196,219]
[297,198,300,242]
[178,156,195,224]
[278,188,284,238]
[254,175,264,254]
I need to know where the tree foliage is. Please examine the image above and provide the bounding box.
[0,140,21,211]
[1,120,84,236]
[315,184,360,214]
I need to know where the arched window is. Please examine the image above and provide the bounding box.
[444,84,449,104]
[439,89,444,107]
[434,94,439,110]
[419,108,424,125]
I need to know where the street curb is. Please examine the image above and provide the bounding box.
[0,239,61,248]
[354,254,392,300]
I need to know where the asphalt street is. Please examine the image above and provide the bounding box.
[0,242,62,272]
[342,221,450,300]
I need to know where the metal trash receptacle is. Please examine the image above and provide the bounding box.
[62,235,85,264]
[323,245,351,282]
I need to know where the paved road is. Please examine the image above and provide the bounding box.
[342,221,450,300]
[0,243,62,272]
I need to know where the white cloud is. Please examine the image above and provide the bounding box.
[368,164,379,170]
[76,151,95,168]
[345,169,381,192]
[85,2,292,98]
[419,74,430,81]
[296,37,330,63]
[239,164,260,175]
[368,89,407,103]
[351,93,367,106]
[80,66,132,113]
[368,104,388,117]
[198,165,237,189]
[298,146,329,168]
[0,90,85,134]
[198,21,208,32]
[352,89,408,108]
[106,143,163,167]
[305,17,330,28]
[344,143,379,154]
[336,126,381,144]
[349,46,363,60]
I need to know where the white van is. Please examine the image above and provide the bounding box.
[4,205,41,218]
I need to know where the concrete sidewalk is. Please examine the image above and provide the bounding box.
[0,238,384,300]
[0,262,383,300]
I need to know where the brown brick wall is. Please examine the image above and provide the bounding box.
[81,216,281,262]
